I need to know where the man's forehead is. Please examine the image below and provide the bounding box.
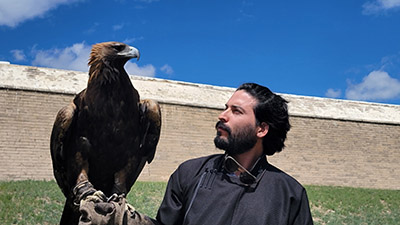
[226,90,257,108]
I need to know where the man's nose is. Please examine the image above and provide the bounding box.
[218,109,229,122]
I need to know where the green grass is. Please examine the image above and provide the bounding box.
[0,180,64,224]
[1,180,399,224]
[306,185,400,225]
[0,180,166,224]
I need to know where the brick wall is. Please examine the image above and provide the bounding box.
[270,117,400,189]
[1,88,399,189]
[0,88,222,181]
[1,64,399,190]
[0,89,71,180]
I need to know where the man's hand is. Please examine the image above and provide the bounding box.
[73,181,155,225]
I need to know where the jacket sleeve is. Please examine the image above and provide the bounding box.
[291,188,314,225]
[156,167,186,225]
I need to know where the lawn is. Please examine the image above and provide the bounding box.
[0,180,399,224]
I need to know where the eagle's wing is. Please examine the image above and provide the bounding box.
[139,99,162,163]
[117,99,161,194]
[50,101,77,197]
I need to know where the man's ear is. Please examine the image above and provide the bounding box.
[257,122,269,138]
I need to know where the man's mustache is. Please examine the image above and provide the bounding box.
[215,121,231,135]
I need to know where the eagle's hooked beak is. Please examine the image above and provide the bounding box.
[129,46,140,61]
[119,45,140,61]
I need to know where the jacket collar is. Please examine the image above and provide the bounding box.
[219,154,268,188]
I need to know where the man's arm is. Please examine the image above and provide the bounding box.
[73,161,189,225]
[74,181,158,225]
[291,188,314,225]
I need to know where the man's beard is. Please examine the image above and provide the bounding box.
[214,121,258,155]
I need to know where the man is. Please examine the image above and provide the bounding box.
[75,83,314,225]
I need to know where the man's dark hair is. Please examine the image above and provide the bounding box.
[237,83,291,155]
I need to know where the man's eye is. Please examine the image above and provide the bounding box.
[232,109,242,114]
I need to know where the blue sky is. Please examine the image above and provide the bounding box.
[1,0,400,104]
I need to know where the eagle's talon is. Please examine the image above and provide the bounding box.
[107,193,119,202]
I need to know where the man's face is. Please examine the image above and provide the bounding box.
[214,90,258,155]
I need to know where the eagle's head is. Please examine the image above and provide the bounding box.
[89,41,140,68]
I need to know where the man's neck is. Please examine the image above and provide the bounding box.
[232,141,264,170]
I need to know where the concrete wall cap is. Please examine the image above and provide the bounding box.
[1,63,399,124]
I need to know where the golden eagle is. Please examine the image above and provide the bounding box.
[50,42,161,224]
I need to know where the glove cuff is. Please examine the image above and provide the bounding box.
[73,180,96,204]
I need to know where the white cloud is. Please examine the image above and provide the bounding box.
[113,23,124,31]
[345,70,400,101]
[125,62,156,77]
[362,0,400,15]
[0,0,82,27]
[32,42,91,72]
[325,88,342,98]
[160,64,174,75]
[10,49,26,61]
[84,23,100,34]
[123,36,144,45]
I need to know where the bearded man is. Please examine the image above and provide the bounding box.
[75,83,314,225]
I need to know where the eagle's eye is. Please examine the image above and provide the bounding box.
[112,44,125,52]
